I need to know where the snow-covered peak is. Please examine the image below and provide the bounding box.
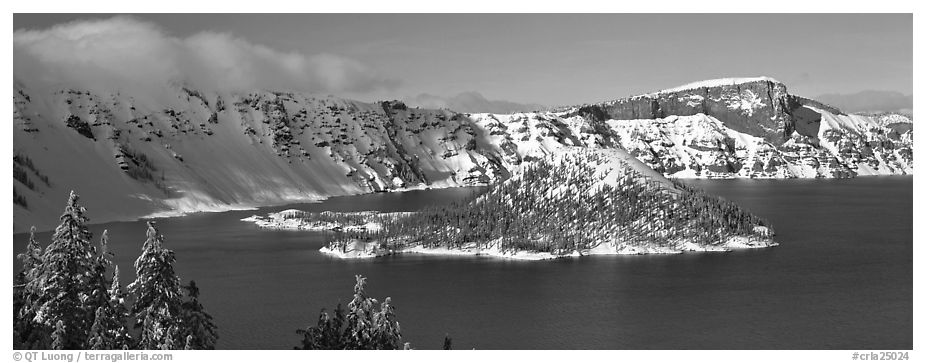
[643,76,781,97]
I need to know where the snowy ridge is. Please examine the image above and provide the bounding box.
[12,76,913,232]
[643,76,780,97]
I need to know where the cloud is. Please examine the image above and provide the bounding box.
[13,16,398,95]
[407,91,546,114]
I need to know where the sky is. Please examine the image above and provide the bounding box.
[13,13,913,107]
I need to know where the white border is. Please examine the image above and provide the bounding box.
[3,0,922,13]
[4,4,921,362]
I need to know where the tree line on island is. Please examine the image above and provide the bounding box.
[13,191,217,350]
[328,151,773,255]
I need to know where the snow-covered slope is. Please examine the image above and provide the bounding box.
[13,85,504,232]
[602,110,913,179]
[13,77,913,232]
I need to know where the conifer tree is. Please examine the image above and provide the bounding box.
[13,192,217,350]
[344,275,376,349]
[30,191,99,349]
[128,222,185,349]
[87,230,114,326]
[87,307,111,350]
[14,226,43,349]
[51,320,67,350]
[159,326,179,350]
[371,297,402,349]
[296,304,346,350]
[296,275,406,350]
[107,266,135,349]
[179,280,218,349]
[86,266,134,349]
[17,227,42,278]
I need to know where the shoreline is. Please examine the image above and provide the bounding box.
[14,183,479,234]
[14,175,911,234]
[240,210,415,232]
[319,237,779,261]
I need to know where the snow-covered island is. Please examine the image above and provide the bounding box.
[315,148,778,261]
[241,209,412,232]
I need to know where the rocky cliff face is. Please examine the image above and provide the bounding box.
[563,77,913,179]
[569,78,794,143]
[12,77,914,232]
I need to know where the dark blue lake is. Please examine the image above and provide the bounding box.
[12,177,912,349]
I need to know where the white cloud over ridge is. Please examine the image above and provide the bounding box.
[14,16,398,95]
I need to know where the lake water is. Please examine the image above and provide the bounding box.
[12,177,912,349]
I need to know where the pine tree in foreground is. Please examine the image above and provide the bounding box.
[13,191,219,350]
[128,221,185,349]
[29,191,99,349]
[296,275,405,350]
[51,320,67,350]
[87,231,115,331]
[87,266,134,349]
[297,304,346,349]
[14,227,45,349]
[179,280,219,349]
[108,267,135,349]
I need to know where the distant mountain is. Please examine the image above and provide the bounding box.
[562,77,913,179]
[13,76,913,232]
[407,91,546,114]
[813,90,912,114]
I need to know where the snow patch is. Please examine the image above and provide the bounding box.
[680,94,705,107]
[724,236,779,249]
[644,77,779,96]
[724,89,766,116]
